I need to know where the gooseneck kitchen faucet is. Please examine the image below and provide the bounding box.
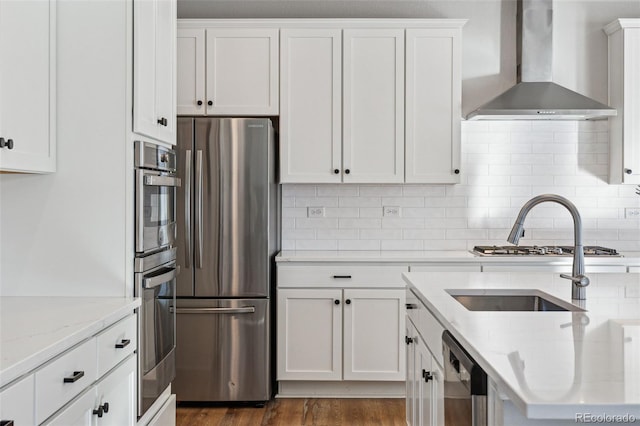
[507,194,590,300]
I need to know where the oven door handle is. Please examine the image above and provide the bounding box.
[170,306,256,314]
[143,175,182,187]
[143,266,179,289]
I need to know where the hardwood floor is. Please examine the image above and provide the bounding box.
[176,398,406,426]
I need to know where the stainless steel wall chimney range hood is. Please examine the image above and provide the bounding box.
[466,0,617,120]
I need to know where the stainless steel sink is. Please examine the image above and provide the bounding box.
[446,289,586,312]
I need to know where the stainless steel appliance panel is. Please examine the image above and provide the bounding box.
[193,118,272,298]
[173,298,270,401]
[176,118,195,297]
[134,257,177,417]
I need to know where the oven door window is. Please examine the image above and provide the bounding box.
[141,271,175,374]
[143,180,176,228]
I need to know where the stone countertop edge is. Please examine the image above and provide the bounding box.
[402,271,640,420]
[0,297,141,389]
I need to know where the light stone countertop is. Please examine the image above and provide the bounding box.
[403,271,640,420]
[276,250,640,266]
[0,297,141,389]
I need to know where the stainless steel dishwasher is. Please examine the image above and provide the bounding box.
[442,331,488,426]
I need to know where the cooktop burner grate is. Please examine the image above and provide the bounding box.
[472,245,621,256]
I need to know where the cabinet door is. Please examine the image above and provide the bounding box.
[406,321,418,426]
[0,374,35,425]
[176,29,205,115]
[206,28,278,115]
[0,0,55,173]
[277,288,342,380]
[343,29,404,183]
[96,356,136,426]
[417,340,434,426]
[406,29,462,184]
[280,29,342,183]
[133,0,176,145]
[432,360,444,426]
[343,289,405,380]
[43,388,96,426]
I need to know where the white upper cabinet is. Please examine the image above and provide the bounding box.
[177,27,279,116]
[0,0,56,173]
[606,19,640,184]
[133,0,176,145]
[177,28,206,115]
[343,29,405,183]
[405,28,462,183]
[206,29,279,115]
[280,29,342,183]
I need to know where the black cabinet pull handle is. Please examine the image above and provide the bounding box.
[334,169,339,174]
[345,299,351,305]
[405,336,413,345]
[102,402,110,413]
[197,100,203,106]
[0,138,14,150]
[332,275,351,279]
[207,100,213,106]
[406,303,418,310]
[454,169,460,174]
[93,406,104,418]
[423,369,433,382]
[115,339,130,349]
[334,299,340,305]
[625,168,633,174]
[63,370,85,383]
[344,169,350,174]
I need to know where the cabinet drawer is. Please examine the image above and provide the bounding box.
[418,305,445,368]
[278,265,408,288]
[97,314,137,377]
[35,338,97,424]
[0,374,35,425]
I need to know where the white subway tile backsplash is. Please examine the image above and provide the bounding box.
[281,121,634,251]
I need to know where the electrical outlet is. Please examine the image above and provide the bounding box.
[383,206,401,217]
[625,208,640,219]
[307,207,325,218]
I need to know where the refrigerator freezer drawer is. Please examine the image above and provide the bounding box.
[173,298,271,402]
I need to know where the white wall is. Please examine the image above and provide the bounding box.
[0,1,133,296]
[282,121,640,251]
[177,0,640,115]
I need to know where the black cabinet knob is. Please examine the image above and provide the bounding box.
[625,168,633,174]
[423,369,433,382]
[93,406,104,418]
[405,336,413,345]
[197,100,203,106]
[0,138,13,149]
[207,100,213,106]
[344,169,350,174]
[334,169,339,174]
[345,299,351,305]
[334,299,340,305]
[102,402,110,413]
[157,118,168,126]
[454,169,460,174]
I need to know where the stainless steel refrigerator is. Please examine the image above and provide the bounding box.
[173,117,279,402]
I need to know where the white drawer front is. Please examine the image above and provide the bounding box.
[0,374,35,425]
[278,265,408,288]
[418,305,445,368]
[35,338,97,424]
[97,314,137,377]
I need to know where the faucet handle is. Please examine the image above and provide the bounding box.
[560,274,590,287]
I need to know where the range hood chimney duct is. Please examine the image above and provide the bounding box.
[466,0,616,120]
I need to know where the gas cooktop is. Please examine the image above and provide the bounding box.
[472,245,621,256]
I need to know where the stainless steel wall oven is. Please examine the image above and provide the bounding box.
[134,141,180,418]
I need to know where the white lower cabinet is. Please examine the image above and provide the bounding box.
[0,312,137,426]
[277,273,406,383]
[406,303,444,426]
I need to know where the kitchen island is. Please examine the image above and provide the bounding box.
[403,271,640,425]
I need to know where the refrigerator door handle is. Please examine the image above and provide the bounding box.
[170,306,256,314]
[184,150,192,269]
[195,150,204,268]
